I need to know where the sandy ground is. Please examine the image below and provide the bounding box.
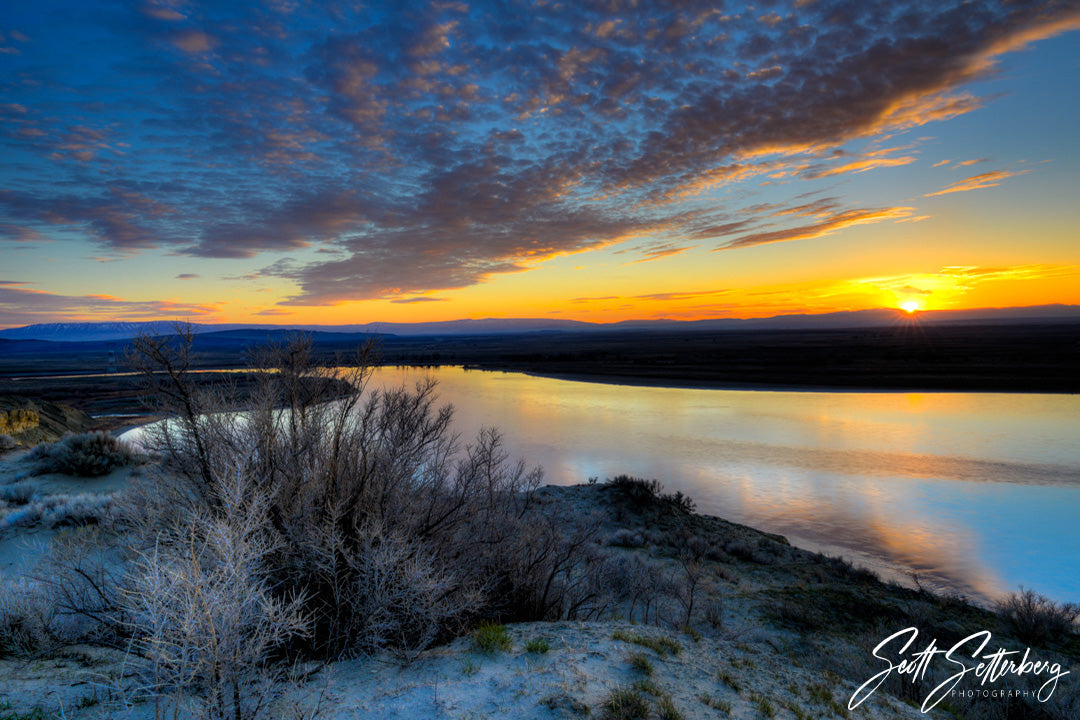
[0,622,921,720]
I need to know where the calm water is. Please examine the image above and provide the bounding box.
[368,367,1080,604]
[123,366,1080,604]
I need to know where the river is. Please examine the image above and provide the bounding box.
[125,365,1080,604]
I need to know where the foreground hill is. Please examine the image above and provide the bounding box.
[1,462,1077,719]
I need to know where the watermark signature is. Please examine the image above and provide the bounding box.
[849,627,1070,713]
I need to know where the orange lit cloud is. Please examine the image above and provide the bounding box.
[858,265,1079,307]
[924,169,1027,196]
[0,281,220,326]
[572,289,729,304]
[719,206,914,250]
[804,154,918,179]
[626,243,696,264]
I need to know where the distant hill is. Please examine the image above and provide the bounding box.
[1,304,1078,342]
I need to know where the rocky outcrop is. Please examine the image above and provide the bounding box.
[0,397,94,447]
[0,408,39,434]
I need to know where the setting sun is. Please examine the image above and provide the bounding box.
[901,301,920,313]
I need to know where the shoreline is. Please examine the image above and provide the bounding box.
[513,368,1076,395]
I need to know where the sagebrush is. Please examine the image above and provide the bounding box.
[28,431,136,477]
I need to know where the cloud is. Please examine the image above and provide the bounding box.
[626,243,696,264]
[141,2,186,22]
[572,289,728,304]
[175,273,199,279]
[0,224,47,242]
[1,0,1077,307]
[924,169,1027,196]
[0,282,219,327]
[803,155,917,179]
[172,30,217,55]
[858,264,1077,298]
[719,206,914,250]
[389,296,449,304]
[0,189,167,251]
[633,289,730,302]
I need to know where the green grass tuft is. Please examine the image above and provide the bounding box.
[472,621,512,653]
[629,652,655,676]
[525,637,550,654]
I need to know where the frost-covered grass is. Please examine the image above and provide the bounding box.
[28,431,137,478]
[0,491,120,532]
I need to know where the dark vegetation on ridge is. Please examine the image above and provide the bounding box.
[1,322,1079,425]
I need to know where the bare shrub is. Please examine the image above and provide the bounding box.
[124,327,595,666]
[0,481,35,505]
[703,598,723,632]
[0,562,109,658]
[607,529,645,548]
[123,465,308,720]
[29,431,137,477]
[606,555,667,624]
[42,492,122,528]
[609,475,664,501]
[345,520,478,660]
[0,575,56,656]
[43,526,129,643]
[997,587,1080,645]
[672,556,707,628]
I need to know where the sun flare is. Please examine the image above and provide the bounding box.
[900,300,920,314]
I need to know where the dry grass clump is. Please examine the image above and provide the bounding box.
[27,431,137,477]
[0,434,17,451]
[611,629,682,657]
[600,686,651,720]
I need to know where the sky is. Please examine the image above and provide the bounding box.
[1,0,1079,328]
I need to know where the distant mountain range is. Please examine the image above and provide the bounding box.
[1,305,1079,343]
